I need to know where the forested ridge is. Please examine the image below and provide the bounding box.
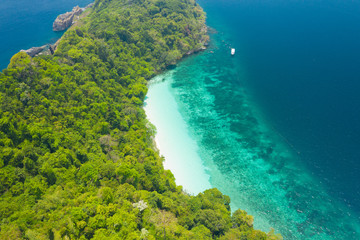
[0,0,282,239]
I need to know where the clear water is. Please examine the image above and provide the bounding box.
[0,0,93,70]
[146,0,360,238]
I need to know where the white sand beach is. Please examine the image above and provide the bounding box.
[144,72,212,195]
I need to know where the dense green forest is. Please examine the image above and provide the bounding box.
[0,0,282,239]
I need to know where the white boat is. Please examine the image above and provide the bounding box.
[231,48,235,55]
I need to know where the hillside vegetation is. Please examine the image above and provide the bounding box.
[0,0,281,239]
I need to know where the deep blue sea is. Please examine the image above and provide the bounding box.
[0,0,92,70]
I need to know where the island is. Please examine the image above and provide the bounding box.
[0,0,281,239]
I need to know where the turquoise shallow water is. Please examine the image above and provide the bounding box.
[146,29,360,239]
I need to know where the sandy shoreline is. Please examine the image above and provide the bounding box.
[144,72,212,195]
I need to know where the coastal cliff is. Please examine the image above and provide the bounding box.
[20,45,48,57]
[53,3,93,31]
[20,44,56,57]
[20,4,94,58]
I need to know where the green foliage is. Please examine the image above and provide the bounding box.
[0,0,281,239]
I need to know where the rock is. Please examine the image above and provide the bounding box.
[20,43,59,57]
[20,45,47,57]
[186,50,194,55]
[49,44,55,55]
[53,6,83,31]
[20,3,95,57]
[51,38,61,52]
[53,3,94,31]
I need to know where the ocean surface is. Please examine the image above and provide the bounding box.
[145,0,360,239]
[0,0,92,70]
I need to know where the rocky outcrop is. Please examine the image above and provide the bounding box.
[22,3,93,57]
[186,26,209,55]
[20,45,48,57]
[53,6,83,31]
[53,3,94,31]
[20,43,58,58]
